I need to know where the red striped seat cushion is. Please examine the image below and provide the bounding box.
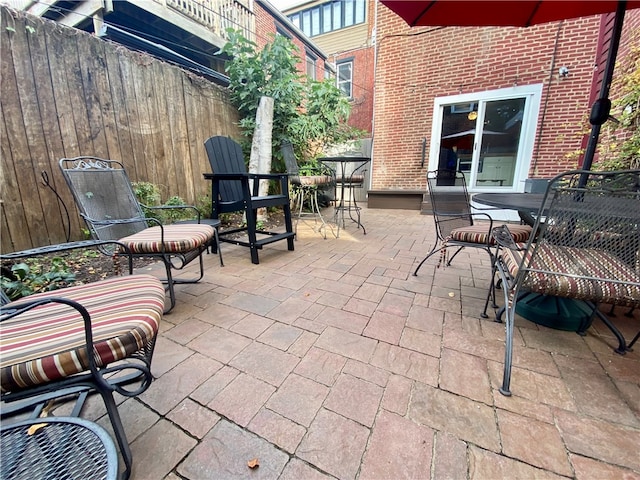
[299,175,334,186]
[502,244,640,307]
[338,174,365,184]
[1,274,164,393]
[119,224,214,254]
[450,224,531,245]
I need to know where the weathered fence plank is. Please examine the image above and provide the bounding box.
[0,6,240,253]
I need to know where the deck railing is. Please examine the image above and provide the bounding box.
[162,0,255,41]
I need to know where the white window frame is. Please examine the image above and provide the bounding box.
[336,60,353,99]
[429,84,543,194]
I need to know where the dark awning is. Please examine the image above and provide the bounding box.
[98,23,229,86]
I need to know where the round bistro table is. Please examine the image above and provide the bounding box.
[1,417,119,480]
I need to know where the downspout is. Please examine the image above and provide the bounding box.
[531,20,564,176]
[370,0,379,190]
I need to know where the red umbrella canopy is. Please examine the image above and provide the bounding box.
[380,0,640,27]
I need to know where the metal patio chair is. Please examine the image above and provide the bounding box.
[281,140,335,239]
[493,169,640,396]
[1,240,164,480]
[59,157,216,313]
[203,136,295,264]
[414,169,532,317]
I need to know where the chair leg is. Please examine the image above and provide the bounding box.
[591,303,628,354]
[413,244,443,275]
[283,198,295,253]
[496,265,517,396]
[98,388,134,480]
[212,228,224,267]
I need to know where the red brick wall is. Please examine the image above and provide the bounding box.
[372,6,640,191]
[331,47,375,133]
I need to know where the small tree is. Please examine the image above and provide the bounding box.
[220,30,361,166]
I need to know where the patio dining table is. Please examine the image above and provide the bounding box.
[318,156,370,238]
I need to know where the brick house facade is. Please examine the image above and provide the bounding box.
[255,0,330,86]
[281,0,376,134]
[372,3,640,196]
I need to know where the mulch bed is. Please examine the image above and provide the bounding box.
[1,211,286,290]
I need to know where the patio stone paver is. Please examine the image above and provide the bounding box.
[207,373,275,427]
[497,409,573,476]
[130,419,197,480]
[409,382,501,452]
[362,310,406,344]
[381,374,413,415]
[468,445,566,480]
[16,208,638,479]
[247,407,307,453]
[296,408,370,480]
[279,458,336,480]
[229,313,275,338]
[555,409,640,471]
[258,322,304,351]
[166,398,220,439]
[228,341,299,386]
[570,454,640,480]
[370,342,439,384]
[359,410,433,480]
[314,326,378,363]
[342,359,389,387]
[138,353,222,415]
[265,373,329,426]
[186,326,252,363]
[439,348,492,404]
[293,347,347,386]
[178,420,289,479]
[433,432,468,480]
[323,374,383,427]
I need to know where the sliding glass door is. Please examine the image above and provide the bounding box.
[431,85,542,190]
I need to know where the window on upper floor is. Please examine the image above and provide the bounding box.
[306,52,317,80]
[337,60,353,99]
[288,0,366,37]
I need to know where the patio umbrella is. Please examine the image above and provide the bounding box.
[379,0,640,170]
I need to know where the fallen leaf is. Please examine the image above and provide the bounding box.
[27,423,48,435]
[247,458,260,469]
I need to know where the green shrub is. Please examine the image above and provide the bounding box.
[1,258,76,301]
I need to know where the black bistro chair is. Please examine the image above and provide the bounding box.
[415,169,532,317]
[493,169,640,396]
[281,140,335,239]
[59,157,216,313]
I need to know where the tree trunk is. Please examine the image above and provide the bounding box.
[249,96,274,221]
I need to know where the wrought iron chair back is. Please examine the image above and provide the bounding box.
[493,169,640,396]
[415,169,532,318]
[59,157,216,313]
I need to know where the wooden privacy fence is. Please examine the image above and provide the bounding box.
[0,6,240,253]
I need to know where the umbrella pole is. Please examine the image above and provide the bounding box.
[582,0,627,173]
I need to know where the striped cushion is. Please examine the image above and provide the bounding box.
[338,174,365,184]
[451,224,531,245]
[119,224,214,254]
[299,175,334,186]
[1,274,164,393]
[503,244,640,307]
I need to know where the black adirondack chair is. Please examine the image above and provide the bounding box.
[203,136,295,264]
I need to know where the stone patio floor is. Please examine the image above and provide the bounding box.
[76,208,640,478]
